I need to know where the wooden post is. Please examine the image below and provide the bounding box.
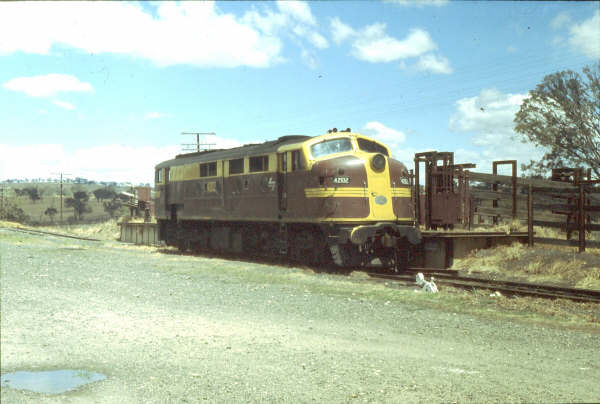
[511,161,517,221]
[414,158,420,226]
[578,181,585,252]
[492,162,498,225]
[466,171,472,231]
[528,183,533,247]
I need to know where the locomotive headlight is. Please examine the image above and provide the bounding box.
[370,153,386,172]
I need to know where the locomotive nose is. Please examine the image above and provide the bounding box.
[370,153,386,172]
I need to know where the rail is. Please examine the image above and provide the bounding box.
[1,226,101,242]
[368,268,600,304]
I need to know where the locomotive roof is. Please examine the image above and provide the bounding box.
[155,135,311,168]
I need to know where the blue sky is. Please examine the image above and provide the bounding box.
[1,1,598,184]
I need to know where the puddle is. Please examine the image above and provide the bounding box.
[1,370,106,394]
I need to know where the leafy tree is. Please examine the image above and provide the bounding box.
[103,198,122,219]
[514,64,600,178]
[44,207,58,224]
[65,191,91,221]
[93,188,116,203]
[2,201,29,223]
[22,187,42,203]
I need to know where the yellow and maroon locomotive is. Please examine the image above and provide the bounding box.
[154,129,421,269]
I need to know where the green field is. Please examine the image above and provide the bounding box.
[0,182,136,225]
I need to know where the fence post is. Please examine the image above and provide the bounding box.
[511,161,517,220]
[414,158,420,226]
[492,162,498,225]
[528,183,533,247]
[578,181,585,252]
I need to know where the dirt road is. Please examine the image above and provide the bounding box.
[1,229,599,403]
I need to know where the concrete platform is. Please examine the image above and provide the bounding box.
[119,222,160,246]
[417,231,530,269]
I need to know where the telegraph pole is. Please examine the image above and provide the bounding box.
[0,186,4,220]
[181,132,216,153]
[51,173,71,224]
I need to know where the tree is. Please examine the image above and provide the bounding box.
[65,191,91,221]
[103,198,122,219]
[22,187,42,203]
[514,64,599,178]
[2,201,29,223]
[44,207,58,224]
[93,188,116,204]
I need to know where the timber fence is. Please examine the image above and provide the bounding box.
[467,170,600,252]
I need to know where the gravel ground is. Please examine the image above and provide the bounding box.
[1,228,599,403]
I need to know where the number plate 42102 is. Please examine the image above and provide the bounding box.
[332,176,350,184]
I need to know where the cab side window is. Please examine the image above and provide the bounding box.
[291,150,305,171]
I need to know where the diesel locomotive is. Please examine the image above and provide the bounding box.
[154,129,421,270]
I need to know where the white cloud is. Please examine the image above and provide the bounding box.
[330,17,356,44]
[363,121,407,144]
[307,32,329,49]
[330,18,450,72]
[415,54,453,74]
[52,100,75,111]
[0,2,284,68]
[449,89,544,173]
[0,136,243,184]
[353,25,437,63]
[276,0,316,26]
[243,1,328,54]
[2,74,93,98]
[568,10,600,58]
[386,0,449,7]
[144,112,171,120]
[362,121,407,159]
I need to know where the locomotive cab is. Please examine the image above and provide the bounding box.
[286,131,420,269]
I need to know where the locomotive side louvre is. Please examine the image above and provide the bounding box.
[154,132,421,269]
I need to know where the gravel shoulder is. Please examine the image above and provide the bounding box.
[1,229,599,403]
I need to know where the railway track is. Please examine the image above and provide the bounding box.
[0,226,101,242]
[369,268,600,304]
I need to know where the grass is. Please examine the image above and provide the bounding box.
[452,225,600,290]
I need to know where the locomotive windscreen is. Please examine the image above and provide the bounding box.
[310,138,353,158]
[357,138,389,156]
